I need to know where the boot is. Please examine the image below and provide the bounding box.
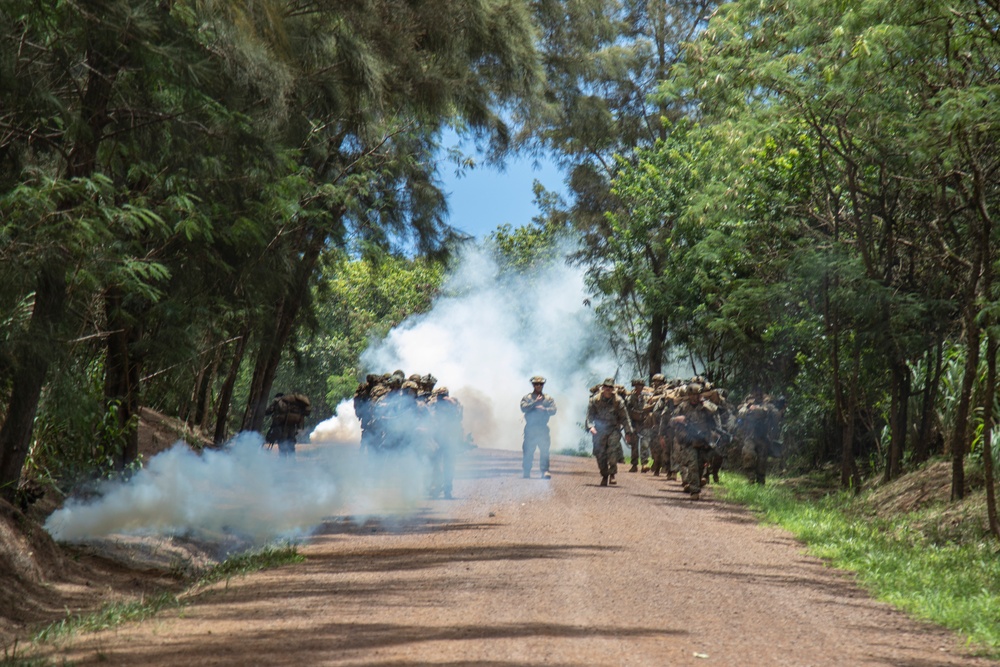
[600,475,609,487]
[690,492,701,501]
[641,465,650,473]
[609,475,617,485]
[629,463,639,473]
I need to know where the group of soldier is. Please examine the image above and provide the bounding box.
[578,374,785,499]
[352,370,466,499]
[270,369,783,502]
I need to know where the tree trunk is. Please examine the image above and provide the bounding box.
[950,315,979,501]
[915,337,943,463]
[242,224,328,433]
[983,333,1000,538]
[197,348,222,432]
[647,312,666,377]
[103,287,142,471]
[213,326,250,445]
[0,267,68,502]
[884,357,909,482]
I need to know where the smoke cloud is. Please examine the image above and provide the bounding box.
[312,242,617,452]
[44,433,435,544]
[45,241,617,546]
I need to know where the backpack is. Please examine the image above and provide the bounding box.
[281,394,311,426]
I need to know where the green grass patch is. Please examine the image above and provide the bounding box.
[718,473,1000,656]
[196,542,305,588]
[33,592,181,644]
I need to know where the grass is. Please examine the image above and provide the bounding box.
[195,542,305,588]
[718,472,1000,656]
[33,592,181,644]
[26,542,304,651]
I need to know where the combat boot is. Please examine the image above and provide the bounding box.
[641,465,650,473]
[690,492,701,501]
[629,463,639,473]
[609,475,617,485]
[600,475,609,487]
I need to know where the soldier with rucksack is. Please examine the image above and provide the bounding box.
[265,392,312,457]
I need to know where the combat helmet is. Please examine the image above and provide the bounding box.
[651,373,665,384]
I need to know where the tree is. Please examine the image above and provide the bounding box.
[529,0,716,376]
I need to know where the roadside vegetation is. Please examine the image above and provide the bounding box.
[0,543,305,666]
[720,465,1000,656]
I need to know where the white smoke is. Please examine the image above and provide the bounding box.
[315,242,617,452]
[45,241,617,545]
[44,432,434,544]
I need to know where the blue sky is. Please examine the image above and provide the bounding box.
[438,149,567,240]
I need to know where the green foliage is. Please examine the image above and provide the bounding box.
[487,222,563,275]
[33,593,181,644]
[196,543,304,588]
[280,250,446,415]
[721,474,1000,655]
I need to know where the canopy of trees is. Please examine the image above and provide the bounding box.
[2,0,999,535]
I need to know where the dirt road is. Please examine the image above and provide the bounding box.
[40,447,996,666]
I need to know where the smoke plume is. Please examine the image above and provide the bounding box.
[45,241,616,546]
[313,242,616,452]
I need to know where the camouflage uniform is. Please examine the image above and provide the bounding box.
[671,385,721,498]
[586,379,634,486]
[520,376,557,478]
[354,374,381,453]
[428,387,463,498]
[653,389,679,477]
[625,379,653,472]
[736,394,783,485]
[265,392,311,457]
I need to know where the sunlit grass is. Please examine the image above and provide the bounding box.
[719,473,1000,656]
[195,542,304,588]
[33,592,181,644]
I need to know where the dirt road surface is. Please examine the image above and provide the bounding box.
[40,447,997,666]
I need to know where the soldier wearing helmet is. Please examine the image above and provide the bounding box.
[428,386,464,499]
[586,378,634,487]
[669,383,721,500]
[520,376,557,479]
[624,377,653,472]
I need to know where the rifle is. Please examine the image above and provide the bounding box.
[710,429,733,455]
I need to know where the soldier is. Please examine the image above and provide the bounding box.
[625,377,653,472]
[418,373,438,403]
[586,377,634,487]
[736,389,784,485]
[428,386,464,498]
[520,376,557,479]
[369,373,405,452]
[670,383,721,500]
[650,373,667,395]
[354,374,381,454]
[265,392,312,457]
[653,386,680,478]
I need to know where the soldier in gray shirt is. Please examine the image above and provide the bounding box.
[520,376,557,479]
